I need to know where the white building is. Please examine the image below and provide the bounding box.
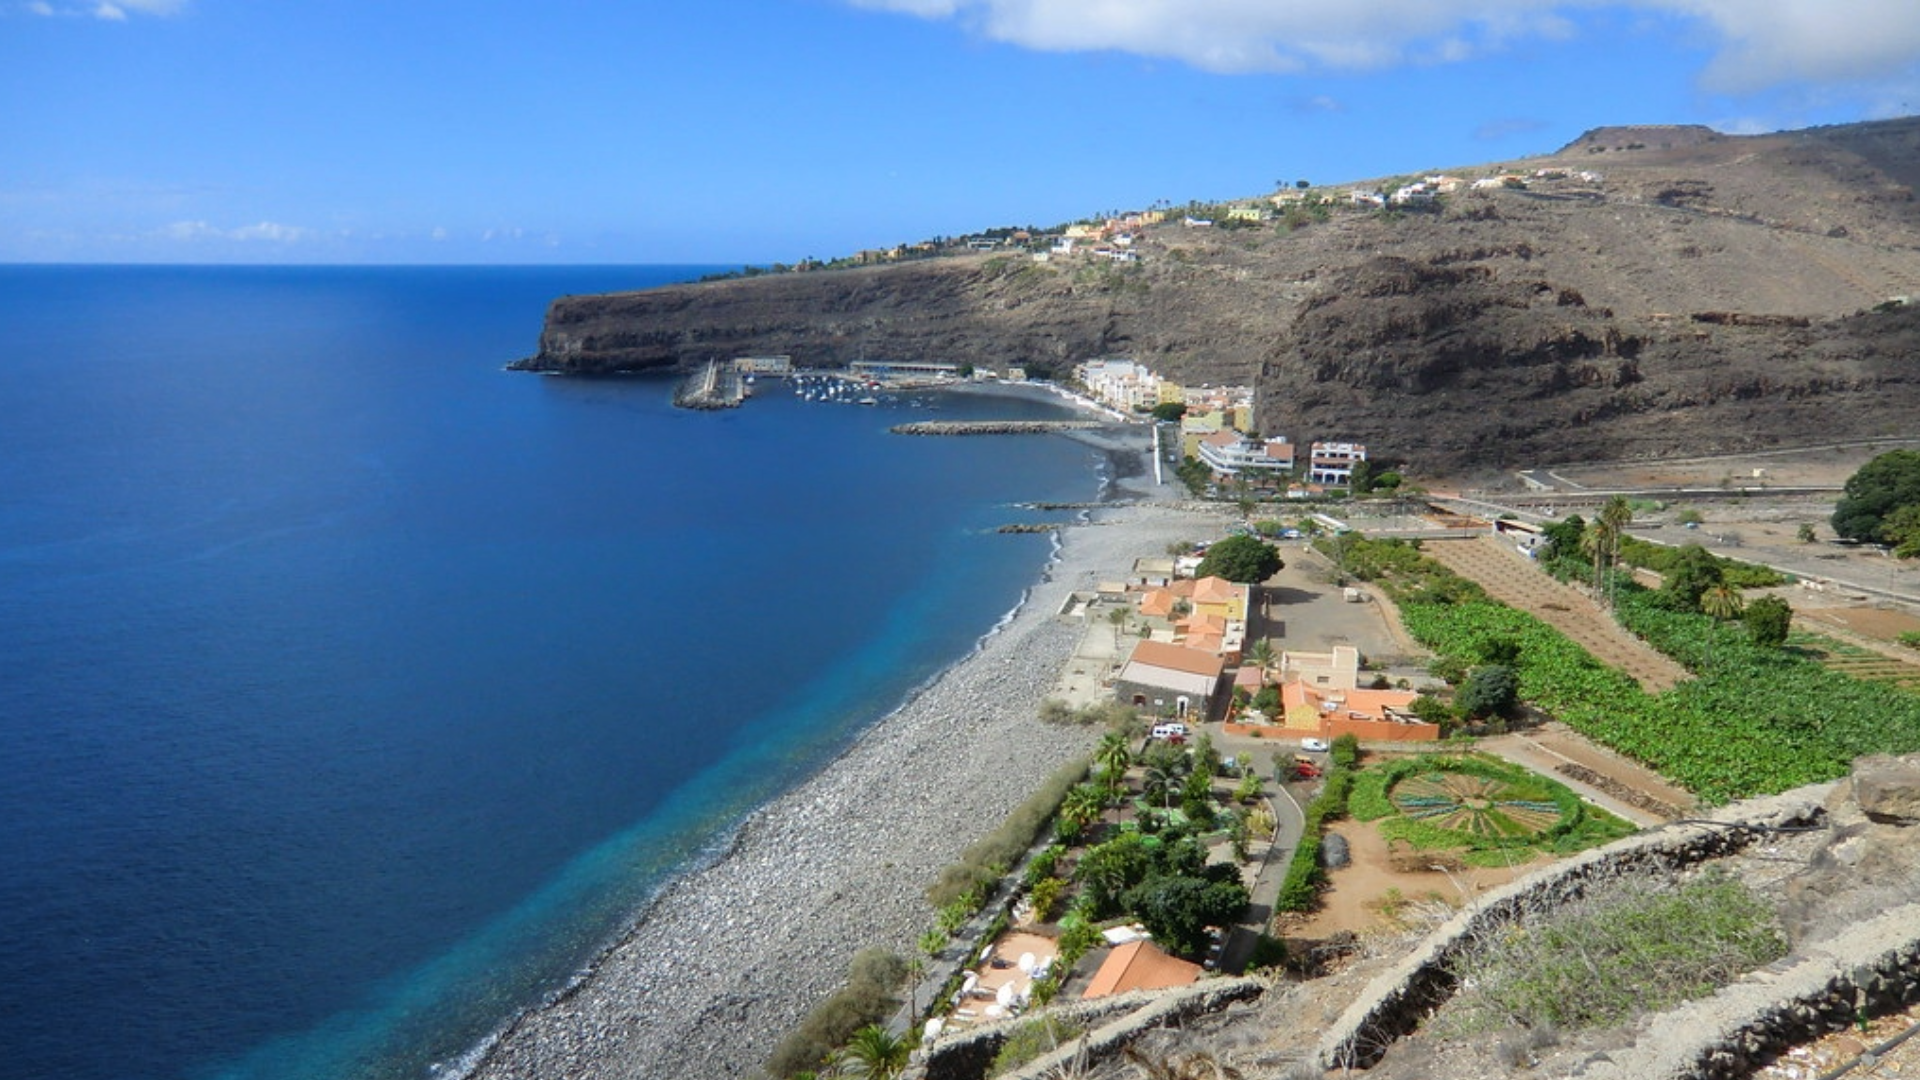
[1309,441,1368,486]
[1077,359,1163,412]
[1196,430,1296,478]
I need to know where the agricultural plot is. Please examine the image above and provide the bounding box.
[1788,632,1920,692]
[1424,537,1692,693]
[1390,773,1566,838]
[1350,754,1633,866]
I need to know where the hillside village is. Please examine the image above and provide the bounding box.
[1074,359,1370,497]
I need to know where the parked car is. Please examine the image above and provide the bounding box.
[1300,737,1330,752]
[1150,722,1189,743]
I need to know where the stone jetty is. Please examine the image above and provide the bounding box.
[890,420,1104,436]
[672,359,745,409]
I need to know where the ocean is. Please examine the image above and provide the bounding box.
[0,266,1101,1080]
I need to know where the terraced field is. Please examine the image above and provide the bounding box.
[1789,632,1920,692]
[1423,536,1693,693]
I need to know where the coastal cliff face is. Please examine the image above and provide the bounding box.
[518,252,1293,383]
[518,117,1920,473]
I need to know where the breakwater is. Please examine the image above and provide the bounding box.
[672,359,745,409]
[891,420,1105,436]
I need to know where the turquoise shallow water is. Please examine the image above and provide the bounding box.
[0,265,1099,1080]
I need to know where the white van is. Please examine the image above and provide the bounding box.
[1150,722,1189,742]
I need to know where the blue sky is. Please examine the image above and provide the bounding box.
[4,0,1918,264]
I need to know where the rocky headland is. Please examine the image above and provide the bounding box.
[513,117,1920,478]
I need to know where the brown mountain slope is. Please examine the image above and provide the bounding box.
[517,117,1920,473]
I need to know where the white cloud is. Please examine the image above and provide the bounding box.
[19,0,184,17]
[161,220,310,243]
[1675,1,1920,92]
[848,0,1920,91]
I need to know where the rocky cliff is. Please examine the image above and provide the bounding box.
[516,117,1920,476]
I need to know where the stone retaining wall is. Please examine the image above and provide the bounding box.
[1316,785,1836,1070]
[922,977,1267,1080]
[1584,902,1920,1079]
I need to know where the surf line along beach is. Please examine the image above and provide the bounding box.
[464,483,1221,1078]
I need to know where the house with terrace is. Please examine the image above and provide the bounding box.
[1133,575,1249,661]
[1308,440,1368,486]
[1282,682,1437,743]
[1114,640,1228,720]
[1195,431,1295,484]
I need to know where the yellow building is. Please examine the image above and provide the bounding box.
[1189,575,1248,622]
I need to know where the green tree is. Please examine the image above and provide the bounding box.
[1457,665,1519,720]
[1095,730,1133,793]
[1349,458,1376,495]
[1797,522,1818,543]
[1743,595,1793,647]
[1056,783,1106,840]
[1886,503,1920,558]
[1150,401,1188,422]
[841,1024,911,1080]
[1702,582,1745,624]
[1543,514,1586,562]
[1246,637,1277,685]
[1123,876,1250,956]
[1028,876,1068,923]
[1833,449,1920,543]
[1475,635,1523,667]
[1195,534,1284,583]
[1140,755,1191,811]
[1075,832,1154,916]
[1700,582,1746,668]
[1660,543,1725,612]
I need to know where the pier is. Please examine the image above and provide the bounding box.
[889,420,1104,436]
[673,359,746,410]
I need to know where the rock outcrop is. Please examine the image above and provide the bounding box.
[515,116,1920,474]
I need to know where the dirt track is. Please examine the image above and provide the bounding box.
[1424,536,1693,693]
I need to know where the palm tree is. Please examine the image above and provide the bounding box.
[1701,583,1745,669]
[903,957,925,1022]
[1599,496,1633,607]
[1580,519,1612,599]
[1141,755,1192,811]
[840,1024,910,1080]
[1095,730,1133,794]
[1246,637,1277,686]
[1059,783,1106,835]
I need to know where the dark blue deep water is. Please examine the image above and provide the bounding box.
[0,266,1099,1080]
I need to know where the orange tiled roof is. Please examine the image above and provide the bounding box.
[1127,641,1227,678]
[1082,940,1203,999]
[1191,576,1240,604]
[1139,589,1177,617]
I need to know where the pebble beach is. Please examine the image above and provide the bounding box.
[465,436,1223,1079]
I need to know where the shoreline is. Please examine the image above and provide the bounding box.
[464,470,1223,1078]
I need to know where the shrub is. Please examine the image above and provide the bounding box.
[766,948,908,1077]
[1276,758,1355,912]
[1742,595,1793,648]
[928,758,1087,908]
[1457,665,1519,719]
[990,1017,1084,1075]
[1439,870,1784,1035]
